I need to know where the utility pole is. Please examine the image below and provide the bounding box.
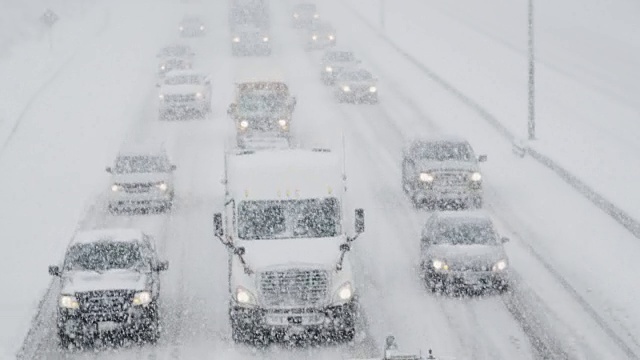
[527,0,536,140]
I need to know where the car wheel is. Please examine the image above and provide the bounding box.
[58,331,74,349]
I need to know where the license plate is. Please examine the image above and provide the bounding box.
[97,321,120,332]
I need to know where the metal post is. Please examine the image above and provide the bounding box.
[527,0,535,140]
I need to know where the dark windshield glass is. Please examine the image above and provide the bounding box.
[238,93,287,113]
[434,220,498,245]
[64,242,145,271]
[238,198,341,240]
[114,155,168,173]
[412,142,473,161]
[340,70,373,81]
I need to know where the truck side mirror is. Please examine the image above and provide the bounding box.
[478,154,488,162]
[355,208,365,234]
[234,246,245,256]
[501,236,510,243]
[213,213,224,237]
[339,243,350,252]
[170,164,177,171]
[155,261,169,271]
[48,265,60,276]
[105,166,112,173]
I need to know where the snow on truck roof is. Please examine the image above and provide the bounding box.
[71,229,144,245]
[226,149,344,200]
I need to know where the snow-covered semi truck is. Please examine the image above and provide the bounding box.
[213,148,365,344]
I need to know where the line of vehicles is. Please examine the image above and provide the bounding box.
[44,1,511,357]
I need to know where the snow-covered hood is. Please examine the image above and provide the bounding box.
[160,84,205,95]
[338,79,376,87]
[426,244,506,268]
[111,172,169,184]
[236,109,290,120]
[61,269,150,294]
[415,159,479,173]
[240,236,345,271]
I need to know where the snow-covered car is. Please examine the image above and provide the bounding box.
[320,50,360,85]
[178,16,206,37]
[334,68,378,103]
[291,3,319,28]
[305,21,336,50]
[158,70,212,119]
[48,229,169,346]
[213,148,365,344]
[401,137,486,209]
[106,146,176,213]
[157,57,192,78]
[419,211,510,294]
[227,81,296,147]
[231,24,271,56]
[156,44,195,60]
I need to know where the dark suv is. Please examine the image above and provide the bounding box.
[48,229,168,347]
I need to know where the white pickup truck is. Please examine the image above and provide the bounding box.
[213,148,365,344]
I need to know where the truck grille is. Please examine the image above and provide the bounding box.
[163,94,196,103]
[76,290,134,322]
[259,269,328,307]
[433,171,470,188]
[120,182,154,193]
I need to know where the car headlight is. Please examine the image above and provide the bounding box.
[432,259,449,271]
[195,92,203,99]
[158,94,165,100]
[369,86,377,93]
[325,66,333,72]
[232,37,240,43]
[263,36,269,42]
[470,172,482,182]
[132,291,152,306]
[239,120,249,129]
[111,184,122,192]
[59,295,79,309]
[278,119,287,127]
[179,26,184,31]
[312,35,318,40]
[328,35,335,40]
[200,25,205,30]
[293,13,299,18]
[156,181,168,192]
[492,260,508,272]
[342,85,351,92]
[160,65,166,70]
[333,282,353,303]
[235,286,257,306]
[419,172,434,182]
[313,14,320,18]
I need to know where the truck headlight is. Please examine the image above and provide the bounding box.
[313,14,320,19]
[369,86,377,93]
[195,92,203,99]
[232,37,240,43]
[419,172,434,182]
[155,181,168,192]
[325,66,333,72]
[342,85,351,92]
[158,94,165,100]
[432,259,448,270]
[278,119,287,128]
[492,260,508,272]
[133,291,152,306]
[335,282,353,302]
[239,120,249,129]
[470,172,482,182]
[160,65,166,70]
[263,36,269,42]
[59,295,79,309]
[111,184,123,192]
[312,35,318,40]
[235,286,257,306]
[328,34,335,40]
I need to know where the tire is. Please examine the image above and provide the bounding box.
[140,307,160,343]
[58,331,74,349]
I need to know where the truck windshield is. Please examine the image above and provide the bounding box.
[238,198,341,240]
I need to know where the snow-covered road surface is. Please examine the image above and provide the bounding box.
[6,0,640,359]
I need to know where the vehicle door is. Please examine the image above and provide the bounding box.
[142,235,161,297]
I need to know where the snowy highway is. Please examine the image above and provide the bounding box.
[3,0,640,359]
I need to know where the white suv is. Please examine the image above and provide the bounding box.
[106,146,176,213]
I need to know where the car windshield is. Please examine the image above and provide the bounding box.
[238,198,341,240]
[64,242,145,272]
[164,75,203,85]
[325,52,355,62]
[412,142,473,161]
[433,220,498,245]
[238,92,287,113]
[340,70,373,81]
[113,155,169,173]
[158,46,190,57]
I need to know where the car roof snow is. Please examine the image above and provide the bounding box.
[71,228,144,245]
